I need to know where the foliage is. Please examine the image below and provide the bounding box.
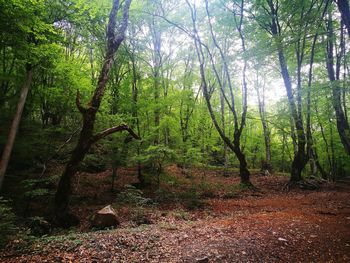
[137,145,176,167]
[0,0,350,238]
[116,185,152,207]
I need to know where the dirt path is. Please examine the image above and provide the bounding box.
[2,177,350,263]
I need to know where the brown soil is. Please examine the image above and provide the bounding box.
[1,167,350,263]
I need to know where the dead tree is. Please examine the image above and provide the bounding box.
[54,0,137,226]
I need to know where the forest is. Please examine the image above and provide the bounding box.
[0,0,350,262]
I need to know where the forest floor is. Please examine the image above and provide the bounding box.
[1,166,350,262]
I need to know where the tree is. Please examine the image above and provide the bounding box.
[0,66,33,191]
[336,0,350,36]
[251,0,329,182]
[0,0,58,191]
[253,67,272,172]
[325,5,350,156]
[185,0,252,185]
[53,0,137,226]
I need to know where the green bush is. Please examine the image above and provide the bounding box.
[0,197,17,247]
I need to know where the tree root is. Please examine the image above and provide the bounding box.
[283,179,321,192]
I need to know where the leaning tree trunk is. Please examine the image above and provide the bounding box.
[54,0,136,226]
[0,64,33,192]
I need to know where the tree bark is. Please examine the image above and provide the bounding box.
[337,0,350,37]
[0,64,33,191]
[54,0,135,226]
[326,11,350,155]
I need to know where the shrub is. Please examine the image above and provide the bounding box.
[116,185,152,206]
[0,197,17,247]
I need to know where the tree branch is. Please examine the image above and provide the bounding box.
[91,124,140,144]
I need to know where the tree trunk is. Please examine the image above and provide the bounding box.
[0,65,33,191]
[329,117,336,181]
[128,25,144,186]
[267,0,308,182]
[233,143,250,184]
[54,136,89,225]
[255,71,272,172]
[150,16,162,145]
[326,11,350,155]
[281,132,286,172]
[306,23,328,179]
[54,0,134,226]
[337,0,350,37]
[188,0,252,185]
[206,0,252,184]
[220,82,229,176]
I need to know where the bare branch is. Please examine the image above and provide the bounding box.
[143,11,194,38]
